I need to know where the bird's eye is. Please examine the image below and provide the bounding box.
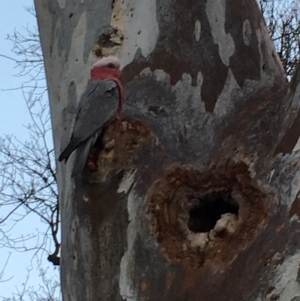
[107,63,116,69]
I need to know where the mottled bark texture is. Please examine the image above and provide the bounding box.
[35,0,300,300]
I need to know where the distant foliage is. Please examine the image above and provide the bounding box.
[0,6,61,301]
[1,268,60,301]
[0,6,60,267]
[258,0,300,78]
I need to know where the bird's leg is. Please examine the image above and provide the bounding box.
[115,109,122,121]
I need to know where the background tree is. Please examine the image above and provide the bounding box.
[34,0,300,301]
[0,5,60,301]
[258,0,300,78]
[1,268,60,301]
[0,6,60,267]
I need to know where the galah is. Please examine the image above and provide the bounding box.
[58,55,124,174]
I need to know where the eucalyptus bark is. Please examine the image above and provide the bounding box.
[35,0,300,300]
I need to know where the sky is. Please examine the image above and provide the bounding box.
[0,1,59,299]
[0,1,33,136]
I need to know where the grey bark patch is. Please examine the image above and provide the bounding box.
[122,0,229,113]
[194,20,201,41]
[72,173,128,301]
[60,81,78,147]
[206,0,235,66]
[225,2,261,86]
[44,0,113,62]
[275,64,300,155]
[243,19,252,46]
[275,110,300,155]
[111,0,159,67]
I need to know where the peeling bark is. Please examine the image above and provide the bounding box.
[34,0,300,300]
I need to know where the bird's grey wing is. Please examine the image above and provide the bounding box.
[58,80,119,162]
[71,137,94,175]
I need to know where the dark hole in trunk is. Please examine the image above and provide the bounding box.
[188,190,239,233]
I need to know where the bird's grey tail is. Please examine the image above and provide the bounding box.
[59,133,101,176]
[71,138,96,176]
[71,131,102,176]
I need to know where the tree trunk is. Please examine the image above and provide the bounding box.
[34,0,300,300]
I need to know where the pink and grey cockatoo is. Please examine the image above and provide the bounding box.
[58,55,124,173]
